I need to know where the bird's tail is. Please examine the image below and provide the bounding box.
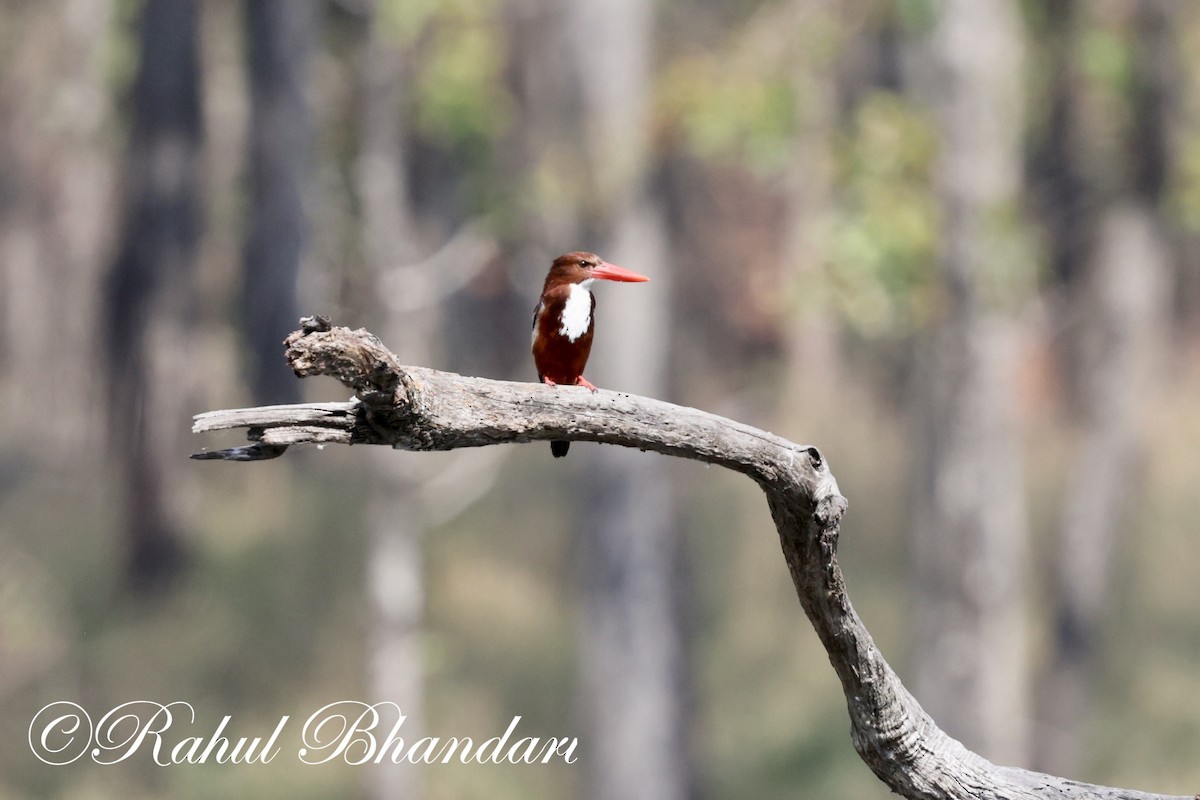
[539,371,570,456]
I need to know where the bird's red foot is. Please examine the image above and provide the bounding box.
[542,376,558,387]
[575,376,598,393]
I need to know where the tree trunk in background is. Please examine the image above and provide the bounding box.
[1031,0,1091,291]
[365,468,427,800]
[104,0,203,589]
[241,0,317,404]
[499,2,581,267]
[1039,203,1168,773]
[911,0,1030,765]
[356,9,426,799]
[0,0,115,465]
[565,1,691,799]
[576,203,686,800]
[782,0,840,420]
[1128,0,1176,207]
[1035,0,1175,774]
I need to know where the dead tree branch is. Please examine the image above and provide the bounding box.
[191,319,1191,800]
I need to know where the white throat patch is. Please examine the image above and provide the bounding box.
[559,280,594,342]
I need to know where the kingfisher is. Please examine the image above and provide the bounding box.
[532,251,650,457]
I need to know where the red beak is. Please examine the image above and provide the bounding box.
[591,260,650,283]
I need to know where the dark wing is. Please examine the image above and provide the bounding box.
[531,301,544,382]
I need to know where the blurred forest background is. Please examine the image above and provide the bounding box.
[3,0,1200,798]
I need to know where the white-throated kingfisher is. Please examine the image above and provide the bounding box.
[532,251,650,457]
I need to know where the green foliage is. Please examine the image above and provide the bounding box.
[657,1,845,176]
[661,54,797,175]
[377,0,447,45]
[412,15,513,155]
[1077,25,1134,93]
[107,0,148,99]
[822,91,939,336]
[377,0,513,165]
[895,0,938,35]
[1170,132,1200,232]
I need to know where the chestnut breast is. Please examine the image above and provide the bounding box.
[532,281,596,384]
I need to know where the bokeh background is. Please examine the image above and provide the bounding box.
[3,0,1200,797]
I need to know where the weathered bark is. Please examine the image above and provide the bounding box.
[912,0,1030,763]
[106,0,204,588]
[193,321,1193,800]
[241,0,317,404]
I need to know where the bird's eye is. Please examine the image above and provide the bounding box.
[579,259,589,268]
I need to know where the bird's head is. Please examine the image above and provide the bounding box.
[544,251,649,290]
